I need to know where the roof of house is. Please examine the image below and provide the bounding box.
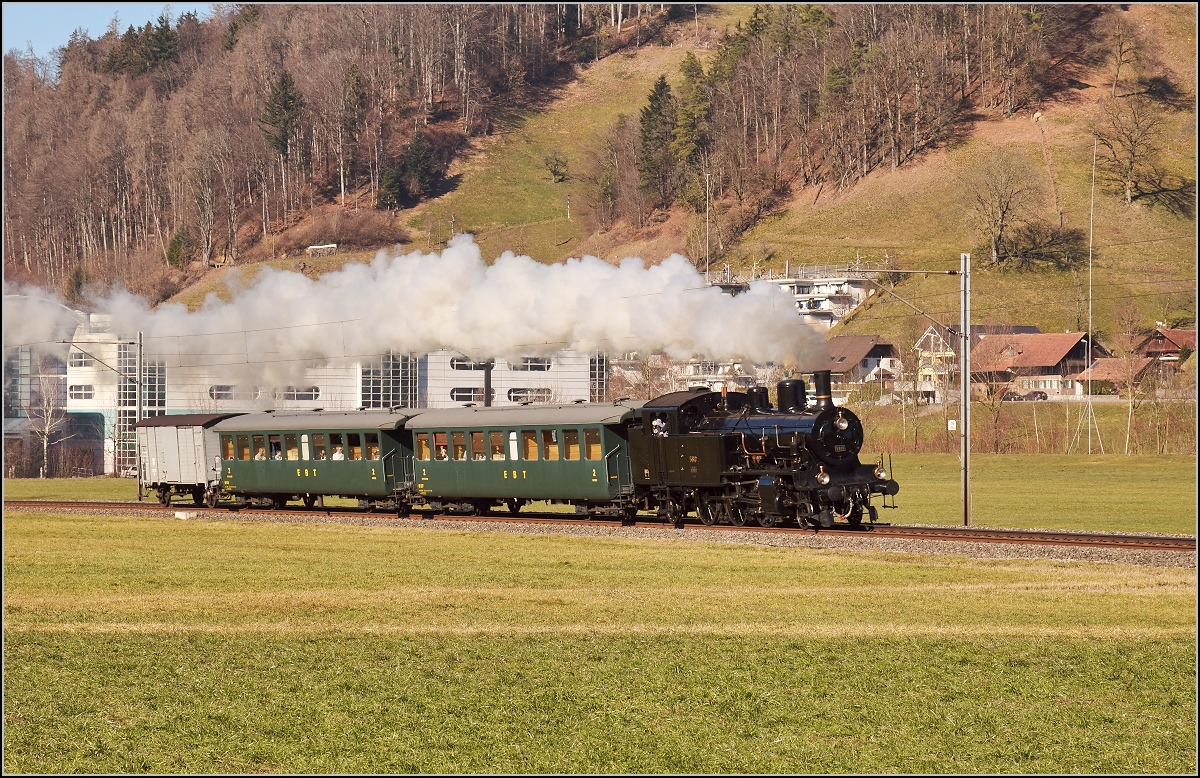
[1137,328,1197,354]
[917,323,1041,352]
[970,332,1087,372]
[1070,357,1158,383]
[824,335,896,371]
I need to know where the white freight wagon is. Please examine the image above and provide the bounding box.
[135,413,243,507]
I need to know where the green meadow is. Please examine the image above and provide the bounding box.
[3,508,1195,774]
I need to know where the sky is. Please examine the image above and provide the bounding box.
[3,2,214,61]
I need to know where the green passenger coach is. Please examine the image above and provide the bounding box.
[216,409,419,509]
[404,401,644,516]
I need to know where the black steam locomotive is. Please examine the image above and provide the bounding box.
[139,369,897,528]
[628,369,898,528]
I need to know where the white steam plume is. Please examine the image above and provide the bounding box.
[9,236,827,378]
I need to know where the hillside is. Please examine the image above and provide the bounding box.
[140,5,1200,345]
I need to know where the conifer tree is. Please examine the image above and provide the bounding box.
[638,75,677,208]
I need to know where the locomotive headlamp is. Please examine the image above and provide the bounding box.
[874,463,889,480]
[816,466,831,486]
[835,411,850,431]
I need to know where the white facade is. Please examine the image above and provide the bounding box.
[776,277,874,329]
[62,314,603,474]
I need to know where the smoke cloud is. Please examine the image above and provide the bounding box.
[6,236,827,379]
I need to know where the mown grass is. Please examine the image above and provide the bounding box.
[3,510,1195,774]
[6,451,1195,535]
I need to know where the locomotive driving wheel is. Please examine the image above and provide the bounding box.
[728,504,749,527]
[757,512,779,528]
[698,498,723,526]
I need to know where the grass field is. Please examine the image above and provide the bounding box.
[3,509,1195,774]
[6,452,1195,535]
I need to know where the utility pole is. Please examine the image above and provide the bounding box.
[136,331,144,500]
[704,172,711,284]
[960,253,971,527]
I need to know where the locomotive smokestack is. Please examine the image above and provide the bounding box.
[746,386,771,412]
[812,369,834,410]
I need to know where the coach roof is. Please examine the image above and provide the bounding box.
[214,409,422,432]
[134,413,244,428]
[406,401,645,429]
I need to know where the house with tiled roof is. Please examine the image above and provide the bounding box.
[968,332,1109,398]
[910,324,1042,403]
[824,335,899,386]
[1135,329,1196,363]
[1069,356,1161,395]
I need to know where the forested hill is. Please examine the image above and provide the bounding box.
[3,4,1195,323]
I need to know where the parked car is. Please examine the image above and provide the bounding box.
[1001,390,1023,401]
[1023,390,1048,401]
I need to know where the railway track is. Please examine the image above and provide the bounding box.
[6,499,1196,553]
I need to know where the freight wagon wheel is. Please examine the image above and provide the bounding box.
[205,490,219,509]
[157,486,171,507]
[191,487,205,506]
[302,495,317,509]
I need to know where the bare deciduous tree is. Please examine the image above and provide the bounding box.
[1094,94,1164,205]
[27,355,73,478]
[965,152,1038,266]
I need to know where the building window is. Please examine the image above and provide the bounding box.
[450,387,492,403]
[590,354,607,402]
[68,351,94,368]
[68,385,94,400]
[274,386,321,401]
[508,388,552,403]
[510,357,552,371]
[361,351,418,408]
[208,385,260,401]
[450,358,489,370]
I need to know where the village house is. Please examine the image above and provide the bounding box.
[1135,328,1196,364]
[909,324,1042,403]
[969,331,1109,398]
[824,335,899,388]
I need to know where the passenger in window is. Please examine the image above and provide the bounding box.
[254,447,267,460]
[331,445,345,460]
[367,444,379,460]
[273,449,283,460]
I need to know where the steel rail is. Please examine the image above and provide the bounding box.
[6,500,1195,552]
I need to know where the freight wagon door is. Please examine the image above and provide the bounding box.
[194,430,207,484]
[176,428,195,483]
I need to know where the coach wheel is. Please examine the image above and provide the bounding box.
[157,486,171,507]
[396,501,410,518]
[620,506,638,526]
[271,495,287,511]
[205,490,219,509]
[729,505,749,527]
[507,498,526,515]
[302,495,317,509]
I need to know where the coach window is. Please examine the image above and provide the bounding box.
[434,432,449,461]
[313,433,327,460]
[470,431,486,460]
[584,428,602,460]
[508,431,519,460]
[221,435,235,460]
[521,430,539,460]
[301,434,311,461]
[452,431,467,461]
[416,433,431,461]
[252,435,265,460]
[347,433,362,460]
[268,434,282,459]
[563,428,580,460]
[237,434,251,461]
[329,434,343,460]
[541,429,560,460]
[365,432,380,460]
[284,434,299,460]
[489,431,505,460]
